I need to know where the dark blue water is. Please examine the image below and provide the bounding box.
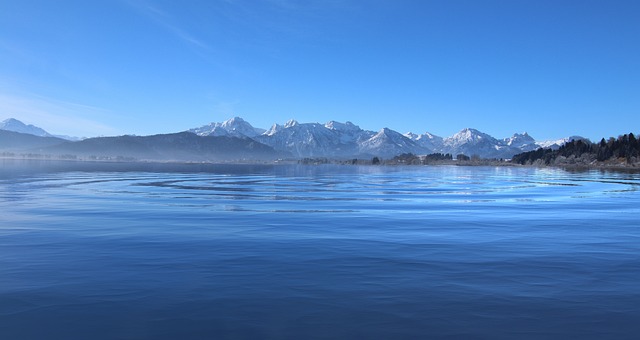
[1,160,639,339]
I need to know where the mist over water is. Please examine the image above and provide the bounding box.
[1,160,639,339]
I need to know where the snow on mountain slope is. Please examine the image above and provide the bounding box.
[444,128,495,149]
[505,132,535,147]
[442,128,521,159]
[536,136,589,150]
[255,120,426,158]
[5,115,587,160]
[437,129,586,159]
[325,120,375,144]
[504,132,538,152]
[1,118,53,137]
[264,123,284,136]
[404,131,444,151]
[254,120,347,157]
[359,128,430,157]
[0,118,81,141]
[189,117,265,138]
[188,117,585,159]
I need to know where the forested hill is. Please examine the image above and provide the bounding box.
[511,133,640,167]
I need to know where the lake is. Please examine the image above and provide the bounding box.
[1,160,639,339]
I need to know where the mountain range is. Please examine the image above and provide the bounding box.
[1,117,585,161]
[188,117,584,159]
[0,118,81,141]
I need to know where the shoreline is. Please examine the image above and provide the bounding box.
[2,155,640,173]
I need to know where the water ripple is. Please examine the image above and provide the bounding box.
[1,162,640,339]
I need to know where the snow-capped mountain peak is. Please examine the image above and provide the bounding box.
[325,120,360,132]
[536,136,589,150]
[253,120,343,157]
[404,131,444,151]
[502,132,537,152]
[3,115,589,160]
[264,123,284,136]
[324,120,371,144]
[0,118,52,137]
[458,128,489,140]
[441,128,511,158]
[221,116,265,137]
[185,117,585,159]
[505,132,535,146]
[284,119,299,128]
[367,128,404,145]
[404,132,419,140]
[0,118,81,140]
[358,128,428,157]
[446,128,497,147]
[404,132,443,145]
[189,116,265,138]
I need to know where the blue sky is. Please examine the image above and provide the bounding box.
[0,0,638,140]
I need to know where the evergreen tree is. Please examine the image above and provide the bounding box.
[511,132,639,165]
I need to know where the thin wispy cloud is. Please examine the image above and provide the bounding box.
[0,40,32,62]
[124,0,211,51]
[2,0,635,141]
[213,0,362,54]
[0,39,51,72]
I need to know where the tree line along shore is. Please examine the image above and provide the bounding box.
[3,133,639,171]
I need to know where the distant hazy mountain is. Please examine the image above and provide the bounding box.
[0,118,81,141]
[2,116,586,161]
[1,118,53,137]
[43,132,284,161]
[0,130,69,151]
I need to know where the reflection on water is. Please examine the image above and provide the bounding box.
[1,160,640,339]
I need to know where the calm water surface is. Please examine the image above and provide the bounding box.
[1,160,639,339]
